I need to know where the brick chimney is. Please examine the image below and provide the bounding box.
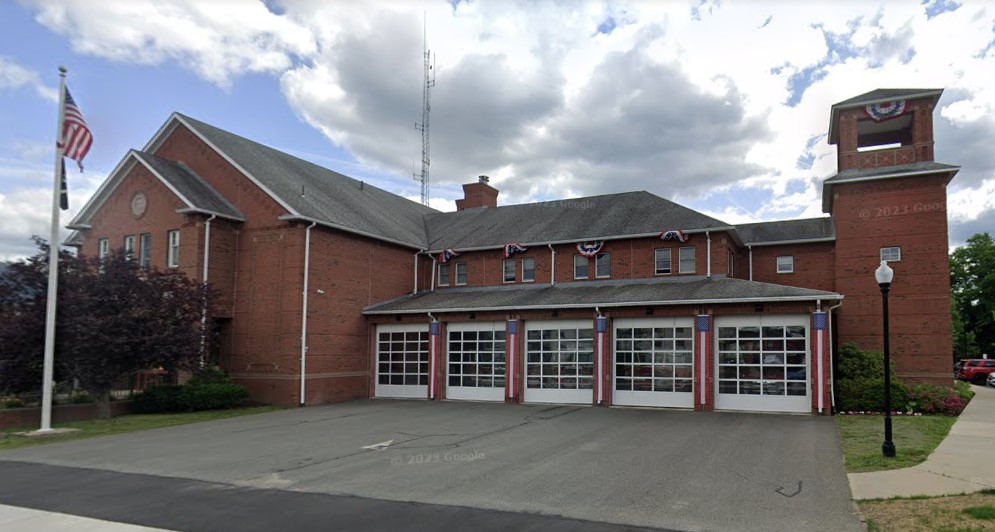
[455,175,499,211]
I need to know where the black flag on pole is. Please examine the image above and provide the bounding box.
[59,158,68,210]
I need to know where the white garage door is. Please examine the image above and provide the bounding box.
[714,315,810,413]
[446,322,506,402]
[613,318,694,408]
[524,320,595,404]
[375,324,429,399]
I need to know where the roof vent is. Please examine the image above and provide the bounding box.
[478,175,489,184]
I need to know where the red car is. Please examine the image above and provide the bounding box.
[957,359,995,384]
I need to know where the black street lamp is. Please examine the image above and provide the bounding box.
[875,260,897,458]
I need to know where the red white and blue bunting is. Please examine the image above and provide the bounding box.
[865,100,906,122]
[659,230,688,243]
[438,248,460,263]
[576,241,604,257]
[503,242,528,258]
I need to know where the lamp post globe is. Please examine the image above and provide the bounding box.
[877,260,896,458]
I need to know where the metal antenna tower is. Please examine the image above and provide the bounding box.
[414,15,435,206]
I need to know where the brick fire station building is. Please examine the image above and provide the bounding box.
[67,88,956,414]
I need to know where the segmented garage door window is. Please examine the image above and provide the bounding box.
[377,331,429,385]
[615,327,693,392]
[526,327,595,390]
[717,325,806,396]
[448,330,506,388]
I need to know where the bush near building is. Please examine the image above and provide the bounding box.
[133,367,248,413]
[836,343,967,415]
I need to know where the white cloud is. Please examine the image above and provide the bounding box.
[0,57,57,101]
[15,0,995,236]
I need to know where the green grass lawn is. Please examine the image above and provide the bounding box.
[836,415,957,473]
[0,406,284,451]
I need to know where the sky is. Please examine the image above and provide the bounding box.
[1,0,993,261]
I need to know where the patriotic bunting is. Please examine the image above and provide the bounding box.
[503,242,528,258]
[660,230,688,242]
[438,248,460,263]
[865,100,906,122]
[576,241,603,257]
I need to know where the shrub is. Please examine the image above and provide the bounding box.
[186,366,233,387]
[837,377,909,412]
[954,380,975,402]
[178,383,248,411]
[2,397,24,409]
[906,384,967,416]
[132,385,184,413]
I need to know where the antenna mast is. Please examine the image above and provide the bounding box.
[414,15,435,206]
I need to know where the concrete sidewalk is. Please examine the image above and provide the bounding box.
[849,384,995,500]
[0,504,171,531]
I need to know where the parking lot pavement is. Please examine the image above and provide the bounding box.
[0,400,862,531]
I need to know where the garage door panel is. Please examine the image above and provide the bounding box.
[612,318,694,408]
[375,324,429,399]
[446,322,506,402]
[714,316,810,413]
[524,320,595,404]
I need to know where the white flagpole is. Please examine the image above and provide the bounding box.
[39,66,68,432]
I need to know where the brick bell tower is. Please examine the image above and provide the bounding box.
[824,89,959,385]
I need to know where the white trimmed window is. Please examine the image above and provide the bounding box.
[595,252,611,278]
[776,256,794,274]
[123,235,136,260]
[503,259,516,283]
[438,264,450,286]
[98,238,110,260]
[167,230,180,268]
[522,257,535,282]
[574,255,589,279]
[679,246,696,274]
[455,263,468,285]
[655,248,672,275]
[880,247,901,262]
[139,233,151,269]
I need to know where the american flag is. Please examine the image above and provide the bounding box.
[60,86,92,171]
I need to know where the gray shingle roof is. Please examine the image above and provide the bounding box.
[364,275,841,314]
[736,218,835,245]
[424,191,729,250]
[176,114,437,247]
[832,89,943,109]
[821,161,960,213]
[132,151,244,221]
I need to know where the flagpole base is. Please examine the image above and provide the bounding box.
[21,428,81,438]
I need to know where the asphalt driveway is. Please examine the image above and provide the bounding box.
[0,400,861,531]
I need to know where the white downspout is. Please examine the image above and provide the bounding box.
[748,245,753,281]
[199,214,216,368]
[413,250,423,294]
[828,301,843,411]
[548,244,556,286]
[431,257,437,291]
[299,221,316,407]
[706,231,711,278]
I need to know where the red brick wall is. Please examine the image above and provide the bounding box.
[831,173,952,382]
[427,232,731,289]
[748,242,836,291]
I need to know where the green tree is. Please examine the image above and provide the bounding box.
[0,240,210,418]
[950,232,995,360]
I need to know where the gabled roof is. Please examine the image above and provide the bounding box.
[821,161,960,213]
[828,88,943,144]
[736,217,835,246]
[364,275,842,314]
[131,152,244,220]
[67,149,245,230]
[423,191,731,251]
[152,114,437,248]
